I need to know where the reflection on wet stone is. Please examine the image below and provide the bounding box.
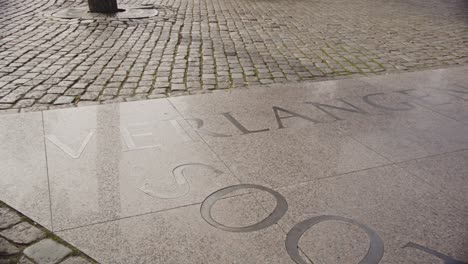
[46,130,95,159]
[121,123,161,151]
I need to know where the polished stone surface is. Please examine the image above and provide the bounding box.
[58,195,293,264]
[43,100,240,230]
[1,66,467,263]
[0,113,51,229]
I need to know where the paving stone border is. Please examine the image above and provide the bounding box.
[0,201,98,264]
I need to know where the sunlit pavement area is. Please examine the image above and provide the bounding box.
[0,65,467,263]
[0,0,467,112]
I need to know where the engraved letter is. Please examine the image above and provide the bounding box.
[222,112,269,134]
[169,119,194,143]
[140,163,223,199]
[363,93,415,111]
[201,184,288,232]
[186,118,232,137]
[286,215,384,264]
[121,123,160,151]
[403,242,467,264]
[46,130,95,159]
[395,89,452,106]
[273,106,321,129]
[305,99,368,121]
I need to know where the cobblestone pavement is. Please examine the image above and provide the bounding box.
[0,201,97,264]
[0,0,467,112]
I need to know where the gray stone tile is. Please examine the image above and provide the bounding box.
[254,165,468,263]
[337,106,468,162]
[24,239,71,264]
[398,150,468,212]
[0,113,51,229]
[425,100,468,124]
[47,139,241,231]
[57,195,293,264]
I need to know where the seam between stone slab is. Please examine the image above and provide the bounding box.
[392,149,468,213]
[410,100,468,125]
[53,191,256,233]
[270,147,468,194]
[41,111,55,232]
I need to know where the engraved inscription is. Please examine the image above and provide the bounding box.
[285,215,384,264]
[362,93,415,111]
[273,106,322,129]
[186,118,232,137]
[169,119,194,142]
[222,112,270,134]
[139,163,223,199]
[403,242,467,264]
[121,122,160,151]
[46,129,95,159]
[200,184,288,232]
[305,99,368,121]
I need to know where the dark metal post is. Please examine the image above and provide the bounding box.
[88,0,119,13]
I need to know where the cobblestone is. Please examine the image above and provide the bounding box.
[0,0,467,112]
[18,257,34,264]
[0,238,19,256]
[24,239,71,264]
[0,203,97,264]
[53,96,75,105]
[0,222,46,245]
[0,209,21,229]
